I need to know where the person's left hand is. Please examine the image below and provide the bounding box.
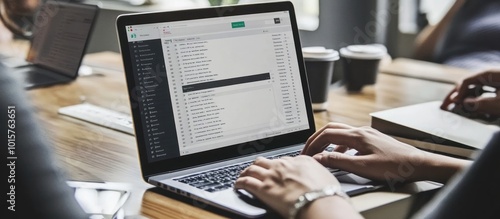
[300,122,468,184]
[234,155,340,218]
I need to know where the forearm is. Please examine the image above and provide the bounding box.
[298,196,363,219]
[413,0,466,61]
[415,151,471,184]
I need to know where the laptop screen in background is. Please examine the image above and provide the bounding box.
[27,2,97,76]
[126,11,309,162]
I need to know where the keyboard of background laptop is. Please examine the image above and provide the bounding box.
[174,147,346,193]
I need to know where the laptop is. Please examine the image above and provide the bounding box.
[6,1,99,89]
[116,1,378,218]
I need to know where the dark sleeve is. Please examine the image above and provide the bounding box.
[0,64,87,218]
[433,0,500,70]
[410,132,500,219]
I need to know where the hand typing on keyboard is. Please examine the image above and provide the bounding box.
[232,122,472,219]
[174,150,301,193]
[173,147,355,194]
[301,122,451,183]
[234,155,360,219]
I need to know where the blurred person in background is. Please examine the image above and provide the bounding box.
[0,0,40,40]
[414,0,500,71]
[1,0,87,218]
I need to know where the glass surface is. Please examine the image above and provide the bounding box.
[67,181,131,219]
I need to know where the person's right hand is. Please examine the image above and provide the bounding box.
[440,69,500,119]
[301,123,468,184]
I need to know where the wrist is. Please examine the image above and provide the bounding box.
[288,185,350,219]
[297,195,357,219]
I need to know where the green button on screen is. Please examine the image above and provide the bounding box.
[231,21,245,28]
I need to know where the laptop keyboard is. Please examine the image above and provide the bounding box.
[174,149,343,193]
[174,150,300,192]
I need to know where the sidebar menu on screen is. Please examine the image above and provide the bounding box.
[128,39,180,162]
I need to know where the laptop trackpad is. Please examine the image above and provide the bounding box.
[235,189,266,208]
[211,189,267,217]
[14,66,69,88]
[337,173,373,185]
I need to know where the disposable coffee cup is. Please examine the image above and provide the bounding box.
[339,44,387,92]
[303,47,339,111]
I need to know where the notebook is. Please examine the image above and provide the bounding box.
[370,101,500,157]
[116,2,377,217]
[7,1,99,89]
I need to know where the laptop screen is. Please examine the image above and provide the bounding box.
[117,2,315,176]
[124,10,310,163]
[26,2,98,77]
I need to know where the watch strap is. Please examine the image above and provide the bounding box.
[288,185,349,219]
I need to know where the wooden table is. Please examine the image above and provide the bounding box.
[17,49,470,219]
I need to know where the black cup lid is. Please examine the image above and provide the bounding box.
[339,44,387,60]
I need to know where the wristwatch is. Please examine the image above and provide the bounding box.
[288,185,350,219]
